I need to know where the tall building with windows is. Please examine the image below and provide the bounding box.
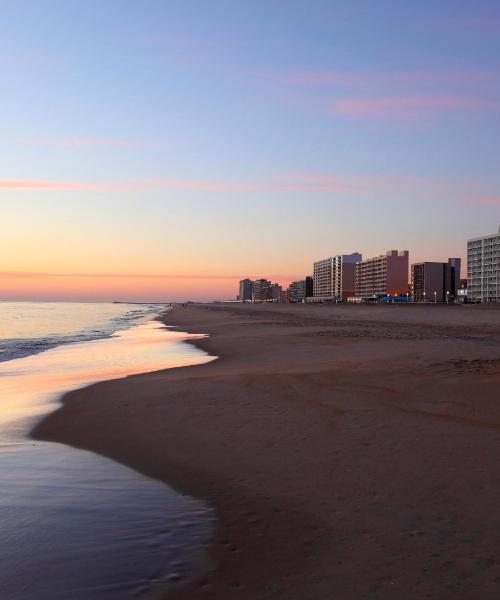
[411,258,461,302]
[252,279,272,302]
[238,278,253,302]
[355,250,409,297]
[237,278,285,302]
[305,275,313,298]
[287,279,305,303]
[270,283,286,302]
[468,226,500,302]
[287,276,313,303]
[313,253,362,300]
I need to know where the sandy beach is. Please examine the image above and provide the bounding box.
[33,303,500,599]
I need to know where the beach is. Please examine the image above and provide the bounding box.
[33,303,500,599]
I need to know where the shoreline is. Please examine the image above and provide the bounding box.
[33,303,500,599]
[32,307,318,598]
[0,312,215,600]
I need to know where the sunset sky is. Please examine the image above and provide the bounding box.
[1,1,500,301]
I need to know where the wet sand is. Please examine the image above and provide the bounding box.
[33,303,500,599]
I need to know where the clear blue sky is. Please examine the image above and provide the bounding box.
[1,1,499,300]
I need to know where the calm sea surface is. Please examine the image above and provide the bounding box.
[0,302,216,599]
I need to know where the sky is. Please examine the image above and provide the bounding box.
[1,0,500,301]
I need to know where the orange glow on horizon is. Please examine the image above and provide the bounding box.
[0,273,299,302]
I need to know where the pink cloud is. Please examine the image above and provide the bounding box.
[471,196,500,206]
[0,173,440,194]
[267,68,500,123]
[0,171,474,198]
[0,176,349,194]
[0,179,136,192]
[330,95,500,119]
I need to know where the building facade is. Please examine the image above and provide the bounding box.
[252,279,272,302]
[411,259,461,302]
[468,226,500,302]
[305,276,313,298]
[313,253,362,300]
[411,258,461,302]
[355,250,409,297]
[270,283,286,303]
[238,278,253,302]
[287,280,305,303]
[238,278,286,302]
[287,276,314,303]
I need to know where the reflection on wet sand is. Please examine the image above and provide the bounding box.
[0,319,216,600]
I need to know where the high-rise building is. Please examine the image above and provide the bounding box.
[468,226,500,303]
[287,276,314,303]
[313,253,362,300]
[355,250,409,297]
[252,279,272,302]
[287,280,303,303]
[238,278,253,302]
[270,283,285,302]
[411,258,461,302]
[305,276,313,298]
[287,280,305,303]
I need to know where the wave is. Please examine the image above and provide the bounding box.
[0,304,168,363]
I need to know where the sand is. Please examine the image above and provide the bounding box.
[33,303,500,599]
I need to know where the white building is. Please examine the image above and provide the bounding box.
[468,226,500,302]
[313,253,362,301]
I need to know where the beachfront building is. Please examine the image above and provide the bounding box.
[271,283,286,303]
[287,280,305,303]
[305,275,313,298]
[313,253,362,301]
[252,279,273,302]
[287,276,313,303]
[238,278,253,302]
[286,278,305,303]
[252,279,272,302]
[237,278,286,302]
[411,258,461,302]
[355,250,409,298]
[468,226,500,302]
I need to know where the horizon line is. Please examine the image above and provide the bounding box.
[0,271,305,281]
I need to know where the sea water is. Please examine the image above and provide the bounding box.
[0,302,215,599]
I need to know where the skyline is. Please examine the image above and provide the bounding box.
[2,1,500,301]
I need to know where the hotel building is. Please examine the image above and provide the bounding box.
[287,276,313,303]
[252,279,273,302]
[411,258,461,302]
[467,226,500,302]
[355,250,409,297]
[313,253,362,301]
[271,283,286,303]
[238,278,253,302]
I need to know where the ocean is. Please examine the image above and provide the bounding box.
[0,301,215,599]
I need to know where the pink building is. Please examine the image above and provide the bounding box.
[355,250,409,297]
